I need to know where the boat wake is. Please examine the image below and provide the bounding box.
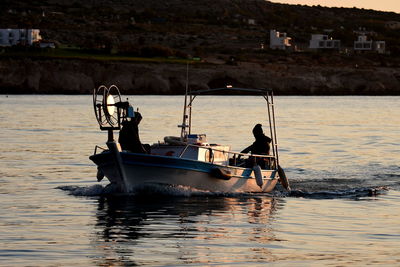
[57,185,108,196]
[57,184,262,198]
[275,166,399,199]
[57,183,390,200]
[287,186,389,199]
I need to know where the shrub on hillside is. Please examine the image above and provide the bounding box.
[140,45,174,57]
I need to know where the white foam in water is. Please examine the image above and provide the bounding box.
[57,184,106,196]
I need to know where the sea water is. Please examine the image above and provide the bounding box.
[0,95,399,266]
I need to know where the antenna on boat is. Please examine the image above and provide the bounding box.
[267,90,279,167]
[179,62,190,140]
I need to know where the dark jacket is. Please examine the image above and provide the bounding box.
[241,134,271,155]
[118,112,146,153]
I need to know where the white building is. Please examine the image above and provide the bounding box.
[0,29,42,47]
[309,34,340,49]
[354,35,386,54]
[269,30,291,50]
[374,41,386,54]
[354,35,373,51]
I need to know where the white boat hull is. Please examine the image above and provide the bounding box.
[90,150,279,193]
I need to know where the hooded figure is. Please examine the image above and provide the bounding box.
[118,111,147,153]
[240,124,272,168]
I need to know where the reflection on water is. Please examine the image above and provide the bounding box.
[93,195,279,266]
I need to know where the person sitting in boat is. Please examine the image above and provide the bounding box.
[118,111,148,153]
[239,124,271,169]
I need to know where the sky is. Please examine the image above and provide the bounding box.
[268,0,400,14]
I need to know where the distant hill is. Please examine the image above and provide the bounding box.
[1,0,400,57]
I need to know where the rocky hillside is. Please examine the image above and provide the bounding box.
[1,57,399,95]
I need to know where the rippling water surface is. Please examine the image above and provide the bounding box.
[1,95,399,266]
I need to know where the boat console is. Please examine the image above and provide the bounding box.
[151,134,230,165]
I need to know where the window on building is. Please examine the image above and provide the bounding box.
[319,41,324,47]
[364,43,371,49]
[334,41,340,48]
[327,41,332,47]
[355,43,362,49]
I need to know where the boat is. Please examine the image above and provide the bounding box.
[89,84,290,193]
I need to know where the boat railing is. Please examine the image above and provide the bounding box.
[93,145,108,155]
[179,144,277,169]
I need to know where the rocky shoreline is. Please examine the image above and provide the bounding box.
[1,58,399,95]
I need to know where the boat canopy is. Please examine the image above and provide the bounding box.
[179,85,280,167]
[189,87,273,95]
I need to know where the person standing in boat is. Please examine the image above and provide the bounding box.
[240,124,271,168]
[118,110,148,153]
